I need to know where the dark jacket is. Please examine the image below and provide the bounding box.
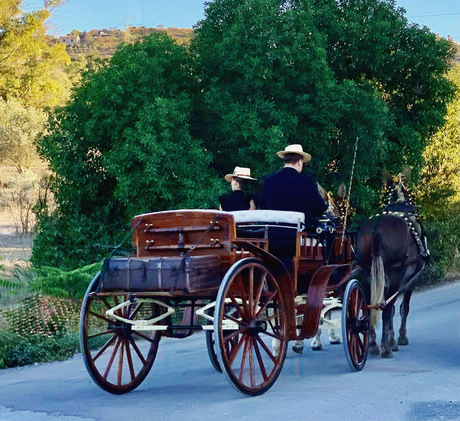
[260,167,327,226]
[219,190,254,212]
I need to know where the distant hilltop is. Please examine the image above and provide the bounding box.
[54,26,459,63]
[56,26,193,58]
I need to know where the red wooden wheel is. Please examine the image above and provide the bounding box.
[79,274,161,394]
[214,258,288,395]
[342,279,369,371]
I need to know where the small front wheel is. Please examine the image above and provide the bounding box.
[342,279,369,371]
[79,274,161,394]
[214,258,288,396]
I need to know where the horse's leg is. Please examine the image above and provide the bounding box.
[369,326,380,356]
[272,338,280,357]
[388,304,399,352]
[326,310,341,344]
[398,288,413,346]
[311,328,323,351]
[293,339,305,354]
[380,303,394,358]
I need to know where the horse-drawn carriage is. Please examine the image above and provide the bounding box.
[79,208,370,395]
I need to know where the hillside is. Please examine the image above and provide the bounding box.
[56,26,194,59]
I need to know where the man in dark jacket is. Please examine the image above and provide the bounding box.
[260,144,327,229]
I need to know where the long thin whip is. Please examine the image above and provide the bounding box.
[340,137,359,254]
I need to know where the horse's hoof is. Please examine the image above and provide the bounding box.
[292,344,304,354]
[329,339,341,345]
[380,345,393,358]
[369,345,380,356]
[389,339,399,352]
[398,336,409,346]
[311,344,322,351]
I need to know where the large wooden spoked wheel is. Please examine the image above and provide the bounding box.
[79,274,161,394]
[206,310,241,373]
[341,279,369,371]
[214,258,288,396]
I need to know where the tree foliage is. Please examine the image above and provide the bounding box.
[0,0,70,108]
[33,0,455,268]
[416,64,460,219]
[0,98,46,172]
[190,0,455,214]
[33,33,218,269]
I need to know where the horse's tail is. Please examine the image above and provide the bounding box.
[370,233,385,327]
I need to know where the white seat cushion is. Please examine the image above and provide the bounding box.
[231,210,305,225]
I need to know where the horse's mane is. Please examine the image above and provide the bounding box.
[381,174,417,216]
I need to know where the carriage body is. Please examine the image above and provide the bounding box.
[80,209,369,395]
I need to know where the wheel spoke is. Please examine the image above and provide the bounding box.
[248,337,256,387]
[249,267,254,316]
[226,332,246,365]
[253,273,267,313]
[92,334,117,363]
[236,276,250,318]
[260,330,280,340]
[254,290,277,318]
[238,336,251,382]
[128,302,143,320]
[88,310,113,324]
[252,337,268,381]
[255,334,277,363]
[129,336,147,365]
[132,330,159,344]
[117,338,124,386]
[124,339,136,382]
[227,291,248,321]
[88,328,116,339]
[103,337,121,380]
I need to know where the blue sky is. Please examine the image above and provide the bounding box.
[24,0,460,42]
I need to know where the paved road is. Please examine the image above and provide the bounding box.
[0,281,459,421]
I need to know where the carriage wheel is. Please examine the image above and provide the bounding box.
[206,329,222,372]
[214,258,288,396]
[206,310,241,373]
[79,274,161,394]
[341,279,369,371]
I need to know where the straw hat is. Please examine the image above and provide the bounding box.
[224,166,256,182]
[276,144,311,163]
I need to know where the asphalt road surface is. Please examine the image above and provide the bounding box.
[0,281,459,421]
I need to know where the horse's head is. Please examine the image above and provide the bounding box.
[317,183,354,228]
[382,173,416,211]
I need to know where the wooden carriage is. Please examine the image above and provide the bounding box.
[79,209,369,396]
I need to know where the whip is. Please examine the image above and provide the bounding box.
[340,137,359,254]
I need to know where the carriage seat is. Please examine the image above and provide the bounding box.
[231,210,305,261]
[231,210,305,227]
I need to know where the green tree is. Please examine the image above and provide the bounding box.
[33,33,217,269]
[417,63,460,218]
[311,0,455,180]
[0,98,47,173]
[0,0,70,108]
[191,0,455,213]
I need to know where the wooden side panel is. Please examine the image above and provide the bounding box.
[131,210,236,262]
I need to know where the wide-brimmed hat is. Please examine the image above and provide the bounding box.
[225,166,256,182]
[276,144,311,163]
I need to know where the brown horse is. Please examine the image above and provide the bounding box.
[355,175,428,357]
